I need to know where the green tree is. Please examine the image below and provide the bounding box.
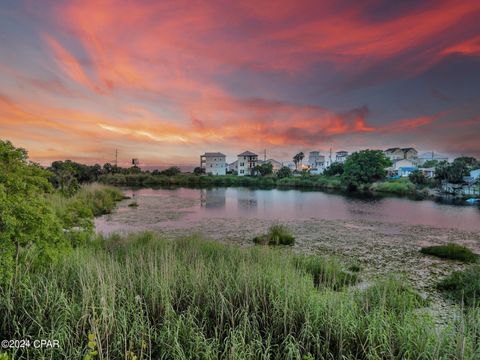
[277,166,292,179]
[408,170,427,185]
[421,159,439,168]
[160,167,181,176]
[434,157,476,184]
[0,140,68,285]
[193,167,205,175]
[255,163,273,177]
[323,162,344,176]
[342,150,392,189]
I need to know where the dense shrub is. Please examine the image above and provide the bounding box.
[438,265,480,306]
[421,243,478,263]
[253,224,295,245]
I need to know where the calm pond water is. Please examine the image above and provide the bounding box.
[95,187,480,234]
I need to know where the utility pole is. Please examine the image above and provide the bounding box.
[115,149,118,167]
[264,149,266,161]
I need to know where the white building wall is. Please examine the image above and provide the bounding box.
[204,155,226,175]
[237,155,257,176]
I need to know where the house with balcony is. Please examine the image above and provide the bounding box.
[308,151,326,174]
[237,151,258,176]
[200,152,226,175]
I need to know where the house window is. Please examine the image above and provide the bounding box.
[240,170,244,174]
[240,162,244,166]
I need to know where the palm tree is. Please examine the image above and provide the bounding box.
[293,152,305,171]
[293,154,299,170]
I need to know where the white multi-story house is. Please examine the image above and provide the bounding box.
[308,151,326,174]
[335,151,349,163]
[237,151,258,176]
[200,152,226,175]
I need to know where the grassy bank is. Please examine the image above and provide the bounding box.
[370,178,417,195]
[1,232,479,359]
[47,184,124,247]
[98,173,344,190]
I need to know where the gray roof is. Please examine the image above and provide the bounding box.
[202,152,226,157]
[238,151,257,156]
[385,147,401,153]
[418,152,448,159]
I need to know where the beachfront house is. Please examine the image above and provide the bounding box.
[308,151,326,174]
[384,147,418,164]
[335,151,349,163]
[200,152,226,175]
[237,151,258,176]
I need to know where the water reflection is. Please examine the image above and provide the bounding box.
[96,187,480,234]
[237,189,258,211]
[200,188,226,209]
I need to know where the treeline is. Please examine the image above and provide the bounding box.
[48,160,183,195]
[0,140,123,285]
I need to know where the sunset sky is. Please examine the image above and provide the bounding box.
[1,0,480,167]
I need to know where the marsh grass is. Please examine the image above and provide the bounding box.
[370,178,416,195]
[253,224,295,245]
[1,232,479,359]
[438,265,480,307]
[421,243,479,263]
[48,184,124,246]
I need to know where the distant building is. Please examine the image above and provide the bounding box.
[228,160,238,174]
[384,147,418,163]
[421,167,436,178]
[308,151,326,174]
[335,151,349,163]
[417,151,449,166]
[391,159,417,177]
[200,152,226,175]
[237,151,258,176]
[470,169,480,181]
[284,161,297,171]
